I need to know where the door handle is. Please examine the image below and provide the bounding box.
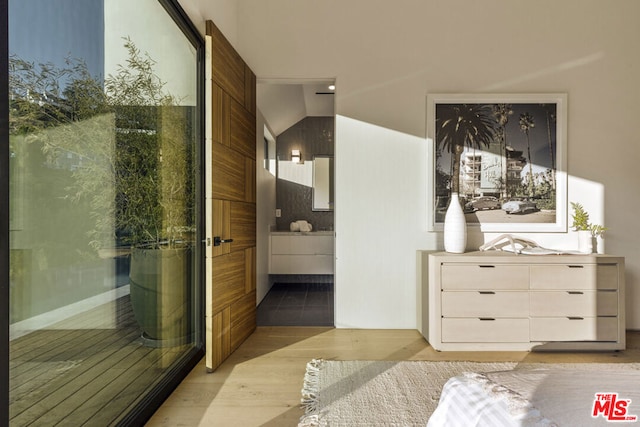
[213,236,234,247]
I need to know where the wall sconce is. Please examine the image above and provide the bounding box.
[291,149,302,164]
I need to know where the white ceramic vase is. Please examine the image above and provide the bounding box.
[444,193,467,253]
[578,230,593,254]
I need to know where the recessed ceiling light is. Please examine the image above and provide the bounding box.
[328,84,336,91]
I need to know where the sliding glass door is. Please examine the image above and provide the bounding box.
[5,0,203,424]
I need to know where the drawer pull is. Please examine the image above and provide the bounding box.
[479,291,496,295]
[567,291,584,295]
[478,265,495,268]
[479,317,496,321]
[568,265,584,269]
[568,316,584,320]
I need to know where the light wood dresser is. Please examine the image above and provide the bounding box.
[422,251,625,351]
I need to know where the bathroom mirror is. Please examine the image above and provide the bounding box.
[312,156,334,211]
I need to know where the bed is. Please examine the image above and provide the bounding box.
[427,365,640,426]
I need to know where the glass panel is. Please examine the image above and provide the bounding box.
[8,0,200,424]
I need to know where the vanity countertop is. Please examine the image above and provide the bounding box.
[270,230,334,236]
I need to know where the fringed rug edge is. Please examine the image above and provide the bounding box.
[298,358,325,427]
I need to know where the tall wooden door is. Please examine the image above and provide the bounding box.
[205,20,257,372]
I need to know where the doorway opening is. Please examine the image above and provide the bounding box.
[256,80,335,326]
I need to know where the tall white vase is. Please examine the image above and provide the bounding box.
[444,193,467,253]
[578,230,593,254]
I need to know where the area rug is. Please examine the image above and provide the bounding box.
[299,359,640,426]
[298,359,518,426]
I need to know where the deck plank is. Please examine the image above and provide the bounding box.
[11,328,119,385]
[22,340,155,426]
[10,327,140,406]
[9,294,194,426]
[65,345,190,426]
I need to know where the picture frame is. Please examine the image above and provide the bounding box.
[427,93,567,232]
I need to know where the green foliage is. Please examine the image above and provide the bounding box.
[9,37,194,252]
[570,202,607,236]
[570,202,590,231]
[590,224,607,237]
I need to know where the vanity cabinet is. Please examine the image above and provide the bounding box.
[424,251,625,351]
[269,232,334,274]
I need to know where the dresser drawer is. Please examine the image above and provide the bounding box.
[530,317,618,342]
[530,264,617,290]
[442,291,529,317]
[442,318,529,343]
[530,291,618,317]
[441,264,529,290]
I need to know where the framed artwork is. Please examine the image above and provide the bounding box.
[427,93,567,232]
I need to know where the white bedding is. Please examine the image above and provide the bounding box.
[428,365,640,427]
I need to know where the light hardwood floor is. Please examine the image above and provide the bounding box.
[146,327,640,426]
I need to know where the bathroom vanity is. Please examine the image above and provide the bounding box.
[269,231,334,274]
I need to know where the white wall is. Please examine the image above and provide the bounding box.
[184,0,640,329]
[335,116,439,327]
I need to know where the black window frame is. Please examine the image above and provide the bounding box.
[1,0,9,422]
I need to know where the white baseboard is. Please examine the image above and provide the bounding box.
[10,285,131,341]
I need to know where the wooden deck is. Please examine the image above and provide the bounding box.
[9,294,191,426]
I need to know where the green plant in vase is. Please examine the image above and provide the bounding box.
[106,39,195,346]
[570,202,590,231]
[570,202,606,253]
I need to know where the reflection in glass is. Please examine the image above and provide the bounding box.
[8,0,200,424]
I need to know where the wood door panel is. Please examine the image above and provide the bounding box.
[245,247,256,293]
[206,21,245,105]
[210,307,231,370]
[244,64,256,115]
[230,201,256,252]
[231,100,256,160]
[212,251,246,314]
[211,141,245,201]
[211,83,230,146]
[230,291,256,351]
[245,158,256,203]
[206,19,256,372]
[212,199,231,257]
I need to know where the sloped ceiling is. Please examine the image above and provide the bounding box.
[257,82,335,136]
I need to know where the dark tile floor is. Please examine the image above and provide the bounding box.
[256,282,334,326]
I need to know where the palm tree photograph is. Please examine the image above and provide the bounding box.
[429,94,566,231]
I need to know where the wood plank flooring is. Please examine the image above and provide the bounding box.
[9,295,191,426]
[146,327,640,426]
